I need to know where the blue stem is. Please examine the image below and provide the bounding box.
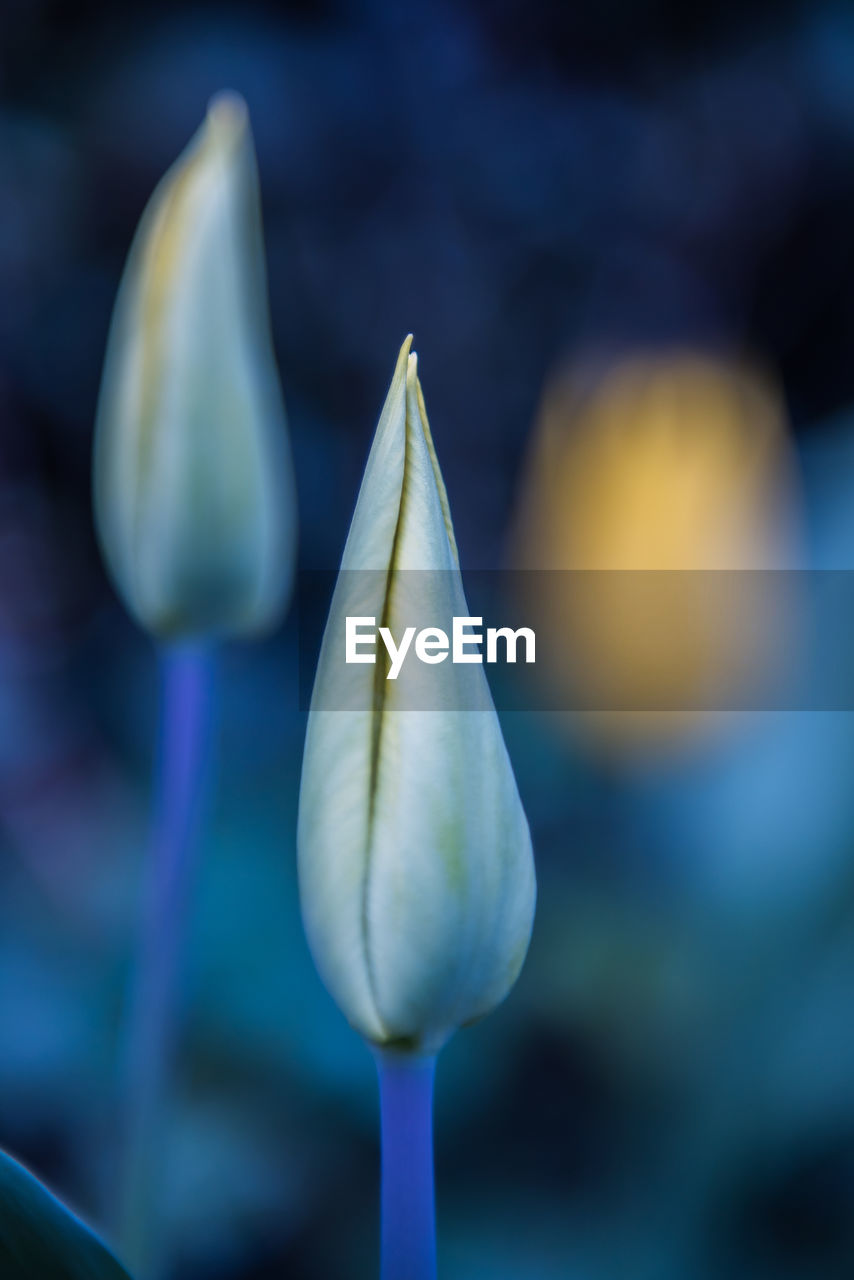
[376,1050,438,1280]
[118,643,215,1278]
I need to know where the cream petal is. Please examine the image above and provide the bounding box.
[298,339,536,1051]
[93,92,296,639]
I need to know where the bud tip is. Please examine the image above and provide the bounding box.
[205,90,249,148]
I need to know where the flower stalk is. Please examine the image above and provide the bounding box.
[118,644,214,1278]
[376,1051,437,1280]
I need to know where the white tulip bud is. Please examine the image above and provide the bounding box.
[93,92,296,639]
[298,338,536,1053]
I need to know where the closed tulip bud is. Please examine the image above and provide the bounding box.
[93,92,296,639]
[512,351,800,753]
[298,337,536,1054]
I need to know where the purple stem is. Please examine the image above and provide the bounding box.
[376,1050,438,1280]
[118,643,215,1278]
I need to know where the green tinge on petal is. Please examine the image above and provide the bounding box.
[0,1148,132,1279]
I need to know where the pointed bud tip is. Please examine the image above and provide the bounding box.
[205,90,250,150]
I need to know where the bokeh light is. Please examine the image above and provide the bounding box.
[512,351,802,754]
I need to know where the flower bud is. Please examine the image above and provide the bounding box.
[93,92,296,639]
[511,351,800,753]
[298,338,536,1053]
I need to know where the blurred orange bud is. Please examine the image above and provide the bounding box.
[511,351,801,755]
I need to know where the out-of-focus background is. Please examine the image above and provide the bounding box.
[3,1,854,1277]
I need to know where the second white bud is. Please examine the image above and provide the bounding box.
[93,92,297,640]
[298,338,536,1054]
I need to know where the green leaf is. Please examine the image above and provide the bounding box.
[0,1148,132,1279]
